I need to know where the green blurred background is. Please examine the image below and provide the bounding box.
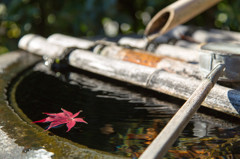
[0,0,239,54]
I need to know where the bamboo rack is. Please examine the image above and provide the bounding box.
[18,34,240,118]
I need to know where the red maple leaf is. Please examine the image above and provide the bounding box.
[33,108,87,132]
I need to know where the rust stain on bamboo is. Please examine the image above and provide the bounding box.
[119,49,163,67]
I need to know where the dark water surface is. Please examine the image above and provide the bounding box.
[9,63,240,158]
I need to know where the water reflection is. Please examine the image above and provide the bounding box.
[100,124,115,135]
[9,63,240,158]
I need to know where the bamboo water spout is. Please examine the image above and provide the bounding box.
[145,0,221,41]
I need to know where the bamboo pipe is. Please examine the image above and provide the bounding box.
[192,29,240,43]
[47,33,95,49]
[118,25,189,49]
[145,0,221,41]
[95,45,181,68]
[18,34,65,58]
[118,37,199,62]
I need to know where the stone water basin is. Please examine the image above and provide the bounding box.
[1,51,240,158]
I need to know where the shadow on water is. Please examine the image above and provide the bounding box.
[8,63,240,158]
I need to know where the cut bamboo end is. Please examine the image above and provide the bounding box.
[145,0,221,42]
[18,34,65,58]
[145,8,173,41]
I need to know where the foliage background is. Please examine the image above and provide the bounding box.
[0,0,239,54]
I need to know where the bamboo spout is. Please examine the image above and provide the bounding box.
[145,0,221,41]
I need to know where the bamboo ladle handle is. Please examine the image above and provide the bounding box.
[140,64,225,159]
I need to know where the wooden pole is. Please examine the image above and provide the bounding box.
[139,64,225,159]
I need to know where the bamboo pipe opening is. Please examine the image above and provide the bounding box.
[144,9,173,42]
[144,0,221,42]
